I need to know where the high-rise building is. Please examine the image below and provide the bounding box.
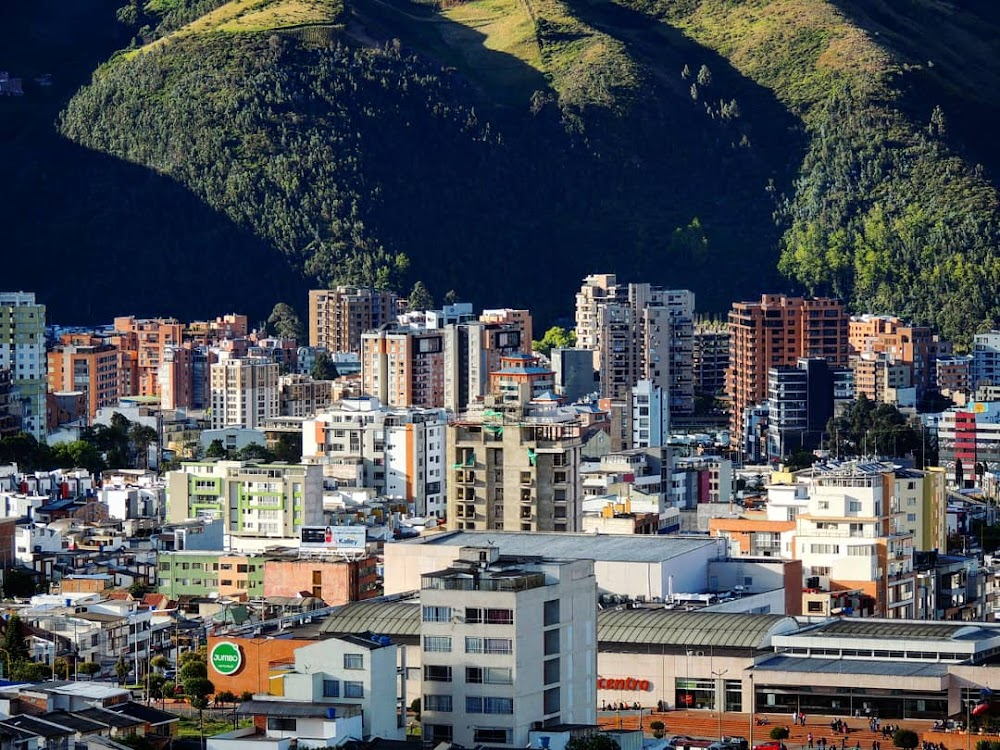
[302,396,447,517]
[0,368,19,438]
[443,318,529,413]
[550,348,595,404]
[361,327,445,408]
[47,335,120,420]
[574,275,694,417]
[166,459,322,538]
[209,357,279,429]
[850,353,914,406]
[447,407,583,532]
[972,331,1000,390]
[848,315,943,398]
[727,295,848,450]
[309,287,399,354]
[489,353,555,406]
[693,321,730,396]
[0,292,46,439]
[936,355,972,403]
[419,545,597,748]
[112,316,184,398]
[766,358,833,462]
[631,379,668,450]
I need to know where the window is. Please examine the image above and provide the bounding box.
[543,599,560,626]
[466,637,512,654]
[424,694,453,712]
[344,681,364,698]
[848,501,862,512]
[425,725,453,743]
[423,636,452,653]
[544,629,560,656]
[544,687,560,714]
[807,601,824,613]
[474,729,512,744]
[544,658,560,685]
[424,665,452,682]
[466,667,512,685]
[423,606,452,623]
[810,544,840,555]
[344,653,363,670]
[267,718,296,731]
[323,679,340,698]
[466,696,514,714]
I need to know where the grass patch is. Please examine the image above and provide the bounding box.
[176,715,251,737]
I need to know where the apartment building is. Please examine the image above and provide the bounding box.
[972,331,1000,389]
[361,327,445,408]
[447,406,583,532]
[630,379,668,449]
[550,348,595,403]
[419,546,597,748]
[209,357,279,429]
[693,320,730,397]
[766,358,834,461]
[848,315,943,397]
[263,556,379,605]
[727,294,848,450]
[936,355,973,403]
[302,397,447,517]
[309,287,399,354]
[156,550,266,599]
[851,353,914,406]
[937,403,1000,484]
[112,316,183,398]
[47,336,121,420]
[166,459,322,539]
[0,368,18,438]
[279,373,334,417]
[0,292,46,439]
[574,274,695,417]
[489,353,555,405]
[443,318,531,413]
[185,313,249,345]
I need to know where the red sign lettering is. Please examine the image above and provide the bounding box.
[597,677,651,691]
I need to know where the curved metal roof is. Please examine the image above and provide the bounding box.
[806,619,998,641]
[319,600,421,637]
[597,608,796,650]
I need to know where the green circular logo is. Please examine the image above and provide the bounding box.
[210,642,243,676]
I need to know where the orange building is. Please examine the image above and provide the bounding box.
[47,335,121,419]
[263,557,379,605]
[112,317,184,398]
[361,327,444,408]
[309,287,398,354]
[186,313,250,346]
[848,314,945,397]
[726,295,848,448]
[206,633,317,697]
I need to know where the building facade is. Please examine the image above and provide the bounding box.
[112,317,184,398]
[361,327,445,408]
[0,292,46,439]
[209,357,280,429]
[309,287,398,354]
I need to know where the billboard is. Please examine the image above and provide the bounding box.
[300,525,367,551]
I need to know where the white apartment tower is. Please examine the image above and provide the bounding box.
[0,292,46,439]
[420,546,597,748]
[209,357,279,429]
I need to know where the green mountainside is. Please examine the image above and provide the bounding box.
[6,0,1000,339]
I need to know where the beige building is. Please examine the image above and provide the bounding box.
[851,352,913,405]
[279,373,334,417]
[419,546,597,747]
[309,287,399,354]
[209,357,279,429]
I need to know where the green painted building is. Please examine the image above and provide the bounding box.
[156,550,266,600]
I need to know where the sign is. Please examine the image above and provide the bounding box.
[210,641,243,675]
[597,677,651,691]
[300,525,367,551]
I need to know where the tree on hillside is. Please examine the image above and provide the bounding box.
[205,440,227,459]
[310,351,338,381]
[533,326,577,356]
[50,440,106,474]
[266,302,304,341]
[0,433,54,473]
[443,289,458,305]
[407,280,434,312]
[697,64,712,87]
[2,615,31,665]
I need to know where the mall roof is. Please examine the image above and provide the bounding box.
[598,609,797,650]
[402,530,719,563]
[756,654,949,678]
[320,600,421,638]
[798,619,1000,642]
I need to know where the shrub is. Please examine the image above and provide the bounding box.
[893,730,918,750]
[770,727,790,741]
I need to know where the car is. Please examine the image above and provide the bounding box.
[163,669,176,679]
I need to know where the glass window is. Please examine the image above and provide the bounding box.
[424,694,453,712]
[474,729,511,744]
[344,653,363,670]
[345,681,364,698]
[323,680,340,698]
[424,665,452,682]
[423,636,452,653]
[267,718,296,731]
[423,606,452,623]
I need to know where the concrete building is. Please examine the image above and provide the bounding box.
[47,336,120,420]
[156,550,266,600]
[851,352,915,407]
[361,327,444,408]
[766,358,833,462]
[0,367,20,437]
[848,315,943,398]
[112,316,183,399]
[263,555,379,605]
[279,374,334,417]
[693,321,729,397]
[550,348,595,403]
[0,292,46,439]
[727,295,848,451]
[309,287,398,354]
[446,405,584,532]
[419,546,597,747]
[166,460,322,539]
[574,275,695,417]
[936,355,972,404]
[937,403,1000,484]
[209,357,280,429]
[383,530,724,600]
[302,397,447,517]
[630,380,668,450]
[489,353,555,406]
[973,331,1000,389]
[443,320,532,413]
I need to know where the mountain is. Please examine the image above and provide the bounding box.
[7,0,1000,340]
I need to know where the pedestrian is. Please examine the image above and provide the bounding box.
[841,738,847,750]
[808,733,814,749]
[803,714,808,727]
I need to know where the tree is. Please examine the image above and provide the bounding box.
[215,690,237,704]
[410,697,421,719]
[50,440,106,474]
[273,433,303,463]
[235,443,276,462]
[148,673,166,701]
[407,280,434,312]
[115,656,130,685]
[128,423,159,469]
[770,727,790,740]
[3,569,37,599]
[11,661,50,682]
[892,730,918,750]
[532,326,577,356]
[650,720,666,739]
[443,289,458,305]
[2,615,31,664]
[266,302,304,341]
[697,64,712,87]
[53,657,71,680]
[78,661,102,678]
[825,395,922,460]
[566,734,621,750]
[205,439,227,459]
[129,581,150,598]
[310,351,338,381]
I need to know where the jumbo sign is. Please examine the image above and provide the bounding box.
[597,677,652,691]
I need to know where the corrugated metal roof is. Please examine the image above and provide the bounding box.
[755,654,948,678]
[597,609,795,649]
[804,620,991,641]
[320,601,421,637]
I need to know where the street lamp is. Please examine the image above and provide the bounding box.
[748,670,754,750]
[712,669,729,741]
